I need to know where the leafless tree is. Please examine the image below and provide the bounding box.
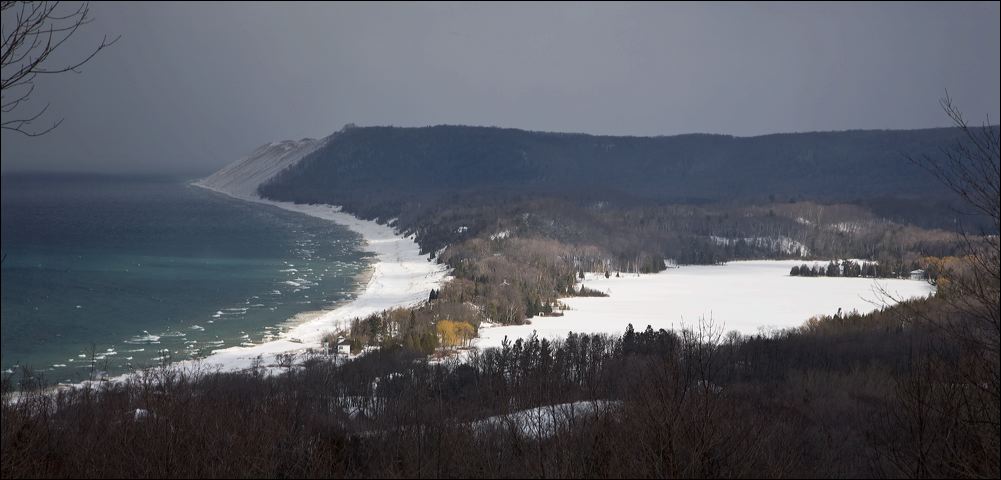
[875,95,1001,478]
[915,94,1000,232]
[907,95,999,352]
[2,1,118,136]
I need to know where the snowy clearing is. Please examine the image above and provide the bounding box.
[475,260,935,349]
[472,400,621,439]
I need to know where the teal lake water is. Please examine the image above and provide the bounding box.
[1,174,371,383]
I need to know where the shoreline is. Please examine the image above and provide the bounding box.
[278,264,376,331]
[7,181,444,396]
[151,183,448,374]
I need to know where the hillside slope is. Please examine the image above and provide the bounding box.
[259,125,981,213]
[196,137,328,197]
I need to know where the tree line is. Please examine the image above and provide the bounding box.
[789,259,898,278]
[4,290,996,478]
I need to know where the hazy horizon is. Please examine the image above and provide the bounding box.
[5,122,996,179]
[2,1,998,175]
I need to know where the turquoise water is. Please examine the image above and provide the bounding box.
[1,174,371,383]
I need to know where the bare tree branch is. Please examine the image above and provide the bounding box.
[880,96,1001,463]
[1,1,118,136]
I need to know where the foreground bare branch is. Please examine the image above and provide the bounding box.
[1,1,118,136]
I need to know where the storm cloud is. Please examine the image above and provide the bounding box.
[2,1,998,175]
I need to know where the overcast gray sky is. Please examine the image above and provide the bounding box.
[2,1,999,175]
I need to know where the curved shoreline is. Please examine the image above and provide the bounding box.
[169,184,449,373]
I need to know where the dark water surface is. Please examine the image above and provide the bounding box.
[1,174,371,382]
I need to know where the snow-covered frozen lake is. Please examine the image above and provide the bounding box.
[475,260,935,348]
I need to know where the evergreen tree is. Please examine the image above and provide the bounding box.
[826,261,840,277]
[623,324,636,354]
[862,262,873,277]
[418,331,438,354]
[526,297,539,318]
[542,301,553,315]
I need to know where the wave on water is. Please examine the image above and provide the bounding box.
[1,175,376,383]
[125,332,161,344]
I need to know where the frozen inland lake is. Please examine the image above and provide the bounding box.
[475,260,935,348]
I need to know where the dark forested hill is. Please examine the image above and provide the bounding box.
[260,125,981,217]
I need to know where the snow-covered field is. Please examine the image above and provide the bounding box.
[475,260,935,348]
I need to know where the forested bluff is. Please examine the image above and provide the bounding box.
[4,124,997,479]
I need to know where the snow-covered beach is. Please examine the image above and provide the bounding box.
[476,260,936,349]
[187,188,448,371]
[180,139,448,372]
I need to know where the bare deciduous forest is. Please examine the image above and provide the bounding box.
[3,292,997,478]
[1,3,997,476]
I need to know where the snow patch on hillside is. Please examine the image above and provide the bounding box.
[831,222,863,234]
[709,235,810,257]
[472,400,621,439]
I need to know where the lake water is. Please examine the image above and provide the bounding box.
[1,174,371,383]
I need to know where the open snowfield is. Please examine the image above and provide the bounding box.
[475,260,935,349]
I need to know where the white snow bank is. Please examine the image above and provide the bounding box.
[185,136,448,372]
[40,137,447,390]
[112,136,441,375]
[184,193,448,373]
[353,400,620,440]
[475,260,934,349]
[472,400,621,439]
[489,230,511,240]
[709,235,810,257]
